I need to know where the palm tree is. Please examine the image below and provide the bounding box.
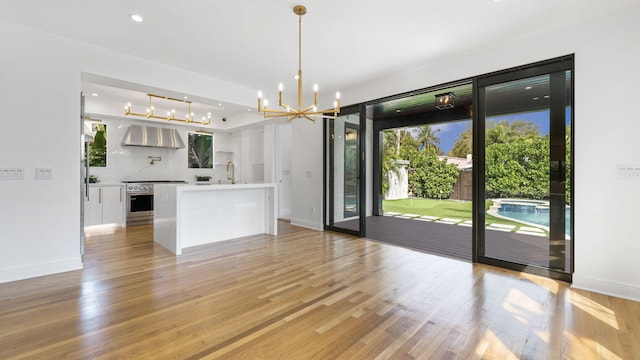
[416,125,440,156]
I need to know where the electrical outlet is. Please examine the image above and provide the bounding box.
[0,168,25,180]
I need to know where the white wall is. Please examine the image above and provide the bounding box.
[291,119,323,230]
[0,20,256,283]
[238,128,265,184]
[276,124,292,219]
[338,5,640,301]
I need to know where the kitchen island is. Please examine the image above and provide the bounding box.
[154,183,277,255]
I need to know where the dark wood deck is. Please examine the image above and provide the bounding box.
[335,215,571,270]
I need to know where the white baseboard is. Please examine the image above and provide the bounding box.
[290,218,323,231]
[572,275,640,302]
[0,257,84,284]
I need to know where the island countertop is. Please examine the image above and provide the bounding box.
[162,182,276,191]
[153,182,278,255]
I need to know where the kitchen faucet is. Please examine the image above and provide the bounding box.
[226,161,235,184]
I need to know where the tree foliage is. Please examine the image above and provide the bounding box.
[448,119,541,158]
[409,153,460,199]
[383,127,458,199]
[89,124,107,167]
[416,125,441,156]
[485,136,550,199]
[448,124,472,158]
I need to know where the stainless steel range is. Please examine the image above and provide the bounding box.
[124,180,186,226]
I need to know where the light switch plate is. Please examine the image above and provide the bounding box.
[616,165,640,180]
[36,168,53,180]
[0,168,25,180]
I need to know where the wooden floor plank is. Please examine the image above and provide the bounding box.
[0,222,638,359]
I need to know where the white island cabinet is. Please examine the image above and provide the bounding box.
[153,183,278,255]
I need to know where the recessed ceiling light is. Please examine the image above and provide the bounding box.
[533,97,539,101]
[543,95,550,99]
[91,93,99,97]
[525,86,532,90]
[129,13,143,23]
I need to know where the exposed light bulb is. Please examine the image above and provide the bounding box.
[336,92,341,99]
[278,83,284,91]
[313,84,318,92]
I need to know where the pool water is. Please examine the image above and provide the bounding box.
[497,202,571,236]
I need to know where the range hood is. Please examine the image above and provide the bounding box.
[121,125,185,149]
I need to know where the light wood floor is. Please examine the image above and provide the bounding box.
[1,222,639,359]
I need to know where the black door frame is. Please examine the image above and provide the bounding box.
[323,104,367,237]
[473,55,574,282]
[323,55,574,282]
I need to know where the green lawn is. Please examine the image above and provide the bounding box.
[382,198,538,230]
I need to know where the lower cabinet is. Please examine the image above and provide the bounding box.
[84,185,125,227]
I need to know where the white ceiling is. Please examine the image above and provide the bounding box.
[0,0,631,125]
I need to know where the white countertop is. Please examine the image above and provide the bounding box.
[155,182,276,191]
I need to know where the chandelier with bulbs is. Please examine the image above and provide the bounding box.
[258,5,340,123]
[125,93,212,125]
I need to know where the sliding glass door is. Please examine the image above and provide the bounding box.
[344,123,359,218]
[476,58,573,280]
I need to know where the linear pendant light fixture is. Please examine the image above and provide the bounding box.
[125,93,212,125]
[257,5,340,123]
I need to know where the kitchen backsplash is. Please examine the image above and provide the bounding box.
[86,117,238,184]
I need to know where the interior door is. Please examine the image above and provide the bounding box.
[476,60,573,279]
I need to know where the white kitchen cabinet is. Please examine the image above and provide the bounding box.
[84,185,125,227]
[84,187,103,226]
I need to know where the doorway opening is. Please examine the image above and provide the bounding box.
[368,82,475,260]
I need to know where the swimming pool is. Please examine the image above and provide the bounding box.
[495,199,571,236]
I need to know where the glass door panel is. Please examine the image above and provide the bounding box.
[326,112,361,234]
[480,70,571,274]
[344,123,359,218]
